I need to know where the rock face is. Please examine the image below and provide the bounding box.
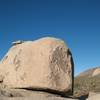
[92,67,100,77]
[0,37,74,95]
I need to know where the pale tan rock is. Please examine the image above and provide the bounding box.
[92,67,100,77]
[87,92,100,100]
[88,92,97,97]
[0,97,78,100]
[0,37,74,94]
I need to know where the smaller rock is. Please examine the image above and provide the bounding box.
[12,40,24,45]
[87,92,100,100]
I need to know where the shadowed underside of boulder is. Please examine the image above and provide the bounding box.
[0,37,74,96]
[0,89,78,100]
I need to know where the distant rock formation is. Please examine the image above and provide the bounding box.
[76,68,97,78]
[0,37,74,96]
[74,67,100,99]
[76,67,100,78]
[92,67,100,77]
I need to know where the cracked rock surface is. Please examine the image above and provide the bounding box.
[0,37,74,96]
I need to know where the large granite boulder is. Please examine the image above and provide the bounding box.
[0,37,74,95]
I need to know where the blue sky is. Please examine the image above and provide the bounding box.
[0,0,100,75]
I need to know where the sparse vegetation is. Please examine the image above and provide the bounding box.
[74,72,100,98]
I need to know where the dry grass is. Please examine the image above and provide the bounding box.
[74,74,100,97]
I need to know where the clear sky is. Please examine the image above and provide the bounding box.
[0,0,100,75]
